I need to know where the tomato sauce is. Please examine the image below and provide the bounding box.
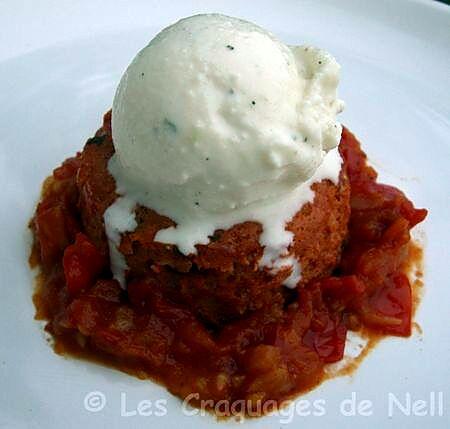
[30,125,427,416]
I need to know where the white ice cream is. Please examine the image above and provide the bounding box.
[106,14,344,287]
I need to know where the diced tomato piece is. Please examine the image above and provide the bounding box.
[319,276,366,303]
[379,217,410,246]
[315,320,347,363]
[93,315,171,368]
[35,204,79,266]
[63,233,105,295]
[295,284,348,363]
[356,243,407,292]
[339,127,377,184]
[68,297,112,334]
[349,183,422,242]
[303,317,347,363]
[88,279,122,303]
[407,208,427,228]
[359,273,412,336]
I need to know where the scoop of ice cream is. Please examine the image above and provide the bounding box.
[112,13,343,215]
[107,13,344,286]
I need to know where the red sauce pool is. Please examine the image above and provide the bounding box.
[30,124,427,416]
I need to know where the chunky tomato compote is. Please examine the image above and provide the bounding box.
[30,121,426,416]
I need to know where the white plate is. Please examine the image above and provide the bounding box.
[1,1,449,428]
